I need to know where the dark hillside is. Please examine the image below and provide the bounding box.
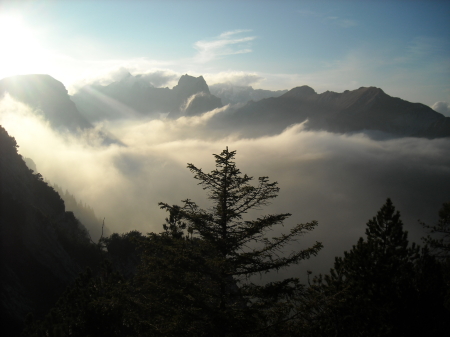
[0,125,103,336]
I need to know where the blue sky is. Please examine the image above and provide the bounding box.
[1,0,449,107]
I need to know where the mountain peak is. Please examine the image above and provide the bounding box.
[282,85,317,99]
[173,74,210,95]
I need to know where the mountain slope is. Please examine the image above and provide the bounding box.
[0,125,103,336]
[211,85,450,138]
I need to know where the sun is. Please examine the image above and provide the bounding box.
[0,14,50,79]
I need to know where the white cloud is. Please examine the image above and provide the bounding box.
[432,101,450,116]
[69,66,181,93]
[203,71,264,87]
[219,29,252,38]
[193,30,256,63]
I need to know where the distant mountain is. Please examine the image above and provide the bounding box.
[0,75,92,131]
[210,85,450,138]
[209,82,288,105]
[0,75,121,145]
[3,73,448,139]
[71,72,223,121]
[0,125,103,336]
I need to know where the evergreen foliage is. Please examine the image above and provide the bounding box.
[422,202,450,259]
[421,201,450,310]
[158,147,322,335]
[21,262,133,337]
[292,199,449,336]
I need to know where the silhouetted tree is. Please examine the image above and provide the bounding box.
[292,199,449,337]
[158,147,322,335]
[421,201,450,310]
[422,202,450,259]
[21,262,133,337]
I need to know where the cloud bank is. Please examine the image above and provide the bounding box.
[1,96,449,278]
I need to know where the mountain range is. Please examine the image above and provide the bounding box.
[71,72,223,121]
[1,73,449,140]
[210,85,450,138]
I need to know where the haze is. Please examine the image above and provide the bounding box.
[1,92,449,277]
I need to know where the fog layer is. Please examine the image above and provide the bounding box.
[1,95,449,275]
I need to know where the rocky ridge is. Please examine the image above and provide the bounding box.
[211,85,450,138]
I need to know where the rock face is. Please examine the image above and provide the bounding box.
[0,125,102,336]
[173,74,211,98]
[0,75,92,131]
[72,73,223,121]
[212,85,450,138]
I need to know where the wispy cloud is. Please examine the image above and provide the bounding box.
[298,9,358,28]
[193,30,256,63]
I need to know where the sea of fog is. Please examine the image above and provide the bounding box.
[1,94,449,279]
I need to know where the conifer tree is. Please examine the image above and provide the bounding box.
[422,202,450,259]
[159,147,322,335]
[295,199,449,337]
[421,202,450,310]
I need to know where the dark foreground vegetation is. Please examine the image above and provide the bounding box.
[1,125,449,336]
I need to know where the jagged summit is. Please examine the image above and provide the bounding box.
[173,74,210,95]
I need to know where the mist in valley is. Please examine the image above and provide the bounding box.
[1,89,449,278]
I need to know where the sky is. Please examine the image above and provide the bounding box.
[1,0,449,107]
